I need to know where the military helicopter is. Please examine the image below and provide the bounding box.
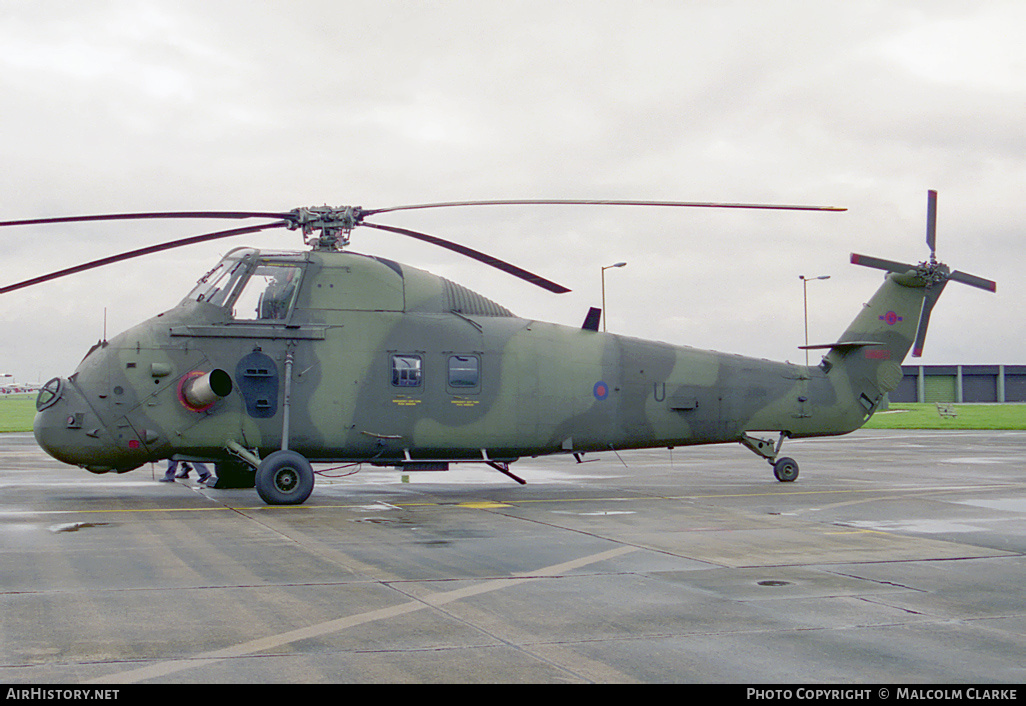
[0,192,995,505]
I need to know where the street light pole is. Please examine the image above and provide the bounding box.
[800,274,830,366]
[601,262,627,332]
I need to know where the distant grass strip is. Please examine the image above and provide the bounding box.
[0,394,36,433]
[865,403,1026,430]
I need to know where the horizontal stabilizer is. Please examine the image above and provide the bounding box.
[582,307,602,331]
[799,341,883,351]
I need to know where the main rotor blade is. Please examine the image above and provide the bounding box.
[850,253,916,274]
[361,221,571,294]
[362,199,847,218]
[0,211,290,228]
[0,221,289,295]
[926,189,937,258]
[950,269,997,293]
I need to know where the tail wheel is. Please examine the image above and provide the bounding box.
[773,457,799,482]
[256,450,314,505]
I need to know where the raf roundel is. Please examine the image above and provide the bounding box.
[593,381,610,401]
[879,311,903,326]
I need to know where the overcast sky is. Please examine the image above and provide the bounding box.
[1,0,1022,385]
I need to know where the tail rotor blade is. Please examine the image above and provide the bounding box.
[850,253,916,274]
[911,281,947,358]
[926,189,938,258]
[950,269,997,293]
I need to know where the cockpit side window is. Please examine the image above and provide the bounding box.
[185,248,256,308]
[231,264,302,321]
[188,259,247,307]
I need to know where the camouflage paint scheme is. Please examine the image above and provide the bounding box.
[33,245,925,494]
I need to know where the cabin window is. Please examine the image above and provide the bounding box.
[232,264,302,321]
[447,355,479,388]
[391,355,422,387]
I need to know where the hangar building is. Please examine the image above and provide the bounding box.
[889,365,1026,403]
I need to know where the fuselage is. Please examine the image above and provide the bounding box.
[33,247,881,474]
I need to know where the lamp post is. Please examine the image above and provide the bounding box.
[800,274,830,365]
[601,262,627,332]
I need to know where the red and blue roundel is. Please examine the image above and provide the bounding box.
[593,381,609,400]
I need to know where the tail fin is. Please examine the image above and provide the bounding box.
[802,273,928,416]
[811,270,928,363]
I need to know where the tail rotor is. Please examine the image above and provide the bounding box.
[850,190,995,358]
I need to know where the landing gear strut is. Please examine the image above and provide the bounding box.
[740,432,799,482]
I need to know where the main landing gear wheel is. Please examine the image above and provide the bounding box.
[255,450,314,505]
[773,456,799,482]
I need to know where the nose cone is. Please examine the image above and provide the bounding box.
[33,377,144,473]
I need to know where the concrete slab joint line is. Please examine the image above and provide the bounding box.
[85,545,639,685]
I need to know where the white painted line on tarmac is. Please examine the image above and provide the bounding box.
[85,544,639,684]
